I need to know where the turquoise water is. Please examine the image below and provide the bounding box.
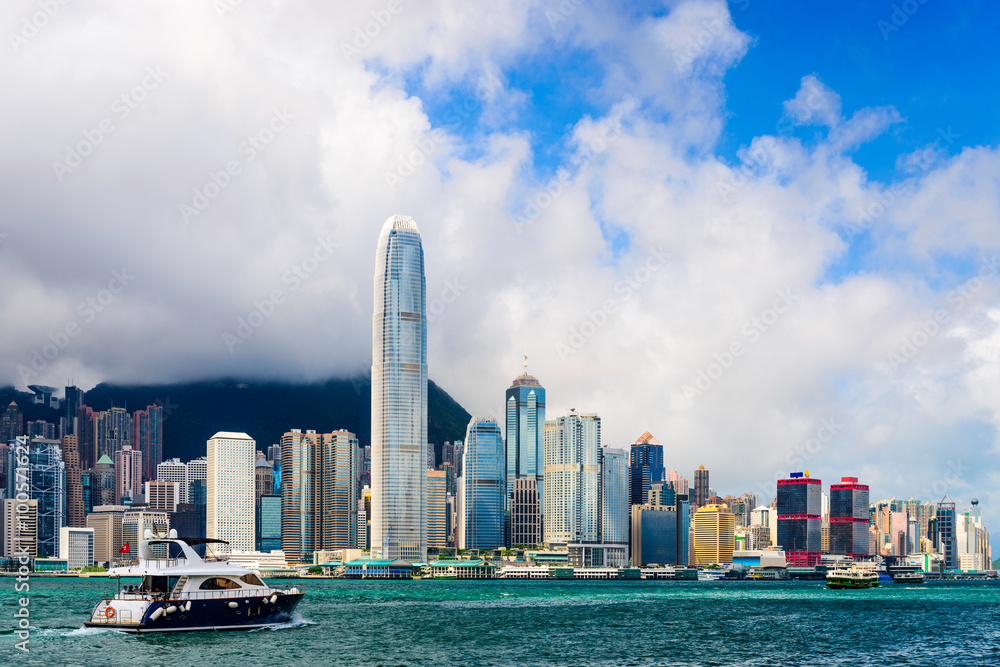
[2,578,999,665]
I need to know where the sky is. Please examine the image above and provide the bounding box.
[2,0,999,535]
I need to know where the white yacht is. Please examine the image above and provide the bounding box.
[85,531,304,633]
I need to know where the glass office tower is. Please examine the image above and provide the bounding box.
[371,215,427,562]
[458,417,504,550]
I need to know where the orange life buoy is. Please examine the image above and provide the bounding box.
[105,606,116,619]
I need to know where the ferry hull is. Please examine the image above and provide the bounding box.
[826,579,879,590]
[85,592,303,634]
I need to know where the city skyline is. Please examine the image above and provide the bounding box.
[2,1,999,547]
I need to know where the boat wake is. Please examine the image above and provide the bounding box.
[251,613,316,631]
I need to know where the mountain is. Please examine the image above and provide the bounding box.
[0,377,472,464]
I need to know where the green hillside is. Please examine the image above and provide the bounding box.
[0,377,471,464]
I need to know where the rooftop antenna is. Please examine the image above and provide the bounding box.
[523,350,529,373]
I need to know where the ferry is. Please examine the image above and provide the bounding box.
[891,571,926,584]
[826,565,880,589]
[84,531,304,633]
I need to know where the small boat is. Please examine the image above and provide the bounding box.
[698,569,726,581]
[84,531,304,633]
[891,571,926,584]
[826,565,879,589]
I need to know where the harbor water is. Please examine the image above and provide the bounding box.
[3,578,999,665]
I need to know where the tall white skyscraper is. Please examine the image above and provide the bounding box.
[206,432,255,554]
[156,458,188,503]
[543,412,601,545]
[371,214,427,562]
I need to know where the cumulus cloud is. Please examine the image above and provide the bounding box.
[1,0,999,531]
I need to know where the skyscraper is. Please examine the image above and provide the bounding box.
[600,447,629,557]
[776,472,822,566]
[206,432,255,554]
[371,214,427,562]
[114,445,143,503]
[543,412,601,545]
[156,458,189,504]
[693,504,736,566]
[936,495,957,570]
[629,431,664,505]
[0,401,23,444]
[132,404,164,482]
[77,406,97,469]
[694,465,709,508]
[510,478,542,547]
[458,417,505,550]
[427,469,447,548]
[280,428,360,562]
[505,362,546,542]
[19,438,65,558]
[62,385,84,437]
[829,476,871,557]
[63,435,85,527]
[95,407,131,462]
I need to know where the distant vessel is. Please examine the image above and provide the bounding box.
[826,565,879,589]
[698,569,726,581]
[84,532,304,633]
[891,571,926,584]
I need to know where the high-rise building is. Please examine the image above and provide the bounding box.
[170,503,206,540]
[59,526,95,570]
[427,469,447,548]
[19,438,65,558]
[1,498,37,558]
[132,404,164,482]
[693,503,736,566]
[267,444,281,466]
[122,509,169,557]
[87,504,126,565]
[91,455,116,507]
[77,406,97,469]
[62,385,85,437]
[63,435,85,527]
[629,431,664,506]
[509,478,542,547]
[600,447,629,556]
[0,402,23,444]
[505,363,546,538]
[936,495,957,570]
[27,420,56,440]
[543,412,601,545]
[255,457,274,500]
[95,407,131,462]
[114,445,143,503]
[144,480,180,512]
[631,504,692,566]
[458,417,504,550]
[186,457,207,506]
[694,465,709,508]
[156,458,189,504]
[829,476,871,557]
[371,214,427,562]
[207,432,255,554]
[776,472,822,566]
[280,429,360,562]
[256,494,281,553]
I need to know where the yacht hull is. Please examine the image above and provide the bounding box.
[85,592,304,634]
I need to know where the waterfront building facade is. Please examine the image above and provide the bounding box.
[427,469,447,548]
[543,412,601,545]
[829,476,871,557]
[505,367,546,541]
[207,432,255,554]
[510,478,542,547]
[58,526,95,570]
[600,447,629,557]
[693,503,736,566]
[371,214,428,562]
[776,472,822,566]
[458,417,504,550]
